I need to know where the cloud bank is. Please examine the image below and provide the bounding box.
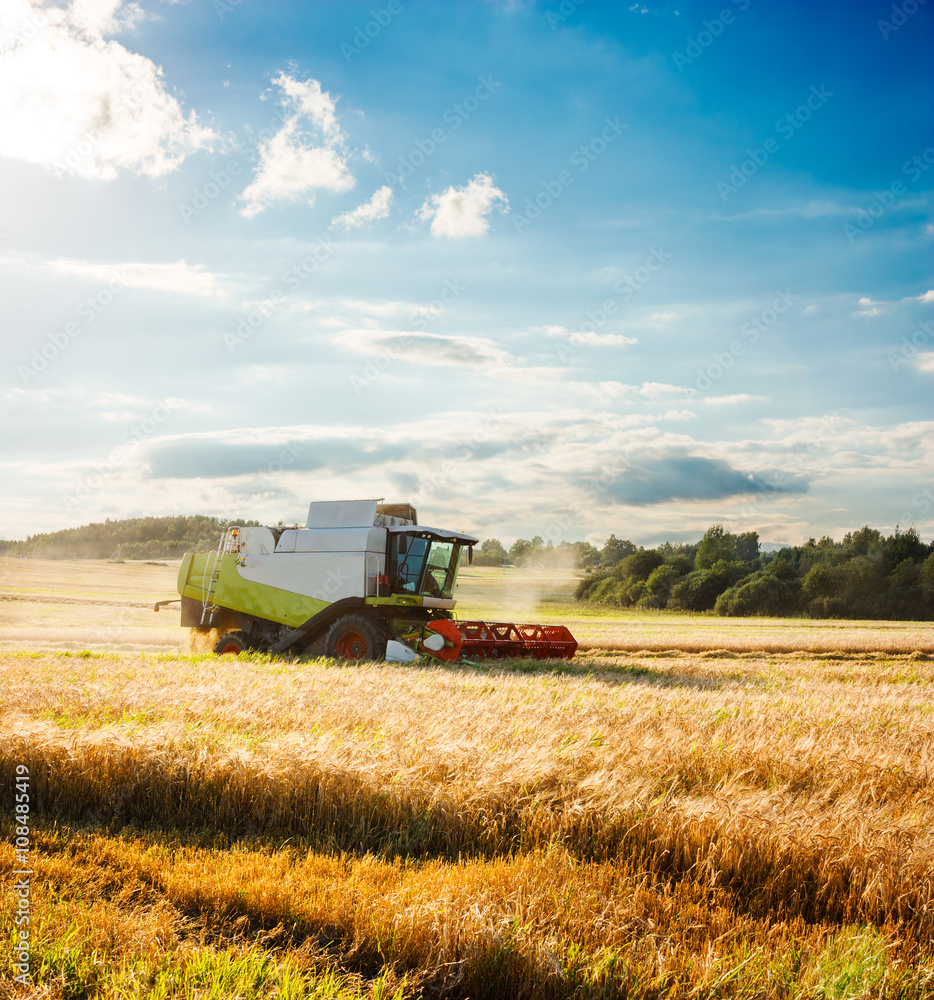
[0,0,214,179]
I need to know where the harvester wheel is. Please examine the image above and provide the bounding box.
[215,631,252,655]
[325,613,388,661]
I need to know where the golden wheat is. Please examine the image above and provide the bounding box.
[2,647,933,996]
[1,826,928,999]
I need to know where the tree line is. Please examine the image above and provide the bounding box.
[575,525,934,620]
[477,526,934,620]
[0,515,258,561]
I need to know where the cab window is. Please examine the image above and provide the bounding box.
[391,536,463,599]
[393,535,428,592]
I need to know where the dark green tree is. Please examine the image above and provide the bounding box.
[599,534,637,568]
[479,538,507,559]
[638,564,684,608]
[734,531,760,563]
[509,539,533,565]
[695,525,736,569]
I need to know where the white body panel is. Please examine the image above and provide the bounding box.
[227,505,475,605]
[291,526,386,553]
[274,531,297,553]
[237,552,380,602]
[239,524,388,600]
[307,499,379,528]
[243,527,277,555]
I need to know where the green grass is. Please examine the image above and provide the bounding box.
[12,920,402,1000]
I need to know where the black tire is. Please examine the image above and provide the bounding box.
[325,613,389,661]
[215,630,252,655]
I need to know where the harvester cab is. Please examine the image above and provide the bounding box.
[160,499,577,662]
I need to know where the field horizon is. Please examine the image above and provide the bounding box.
[1,557,932,657]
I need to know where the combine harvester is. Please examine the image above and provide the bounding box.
[157,499,577,663]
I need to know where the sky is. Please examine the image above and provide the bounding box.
[0,0,932,549]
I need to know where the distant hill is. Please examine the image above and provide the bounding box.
[0,515,260,561]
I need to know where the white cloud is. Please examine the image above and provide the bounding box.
[340,328,515,370]
[537,325,637,347]
[534,325,567,338]
[597,381,687,399]
[854,296,883,317]
[417,173,508,238]
[337,328,565,381]
[703,394,758,405]
[0,254,230,297]
[917,290,934,303]
[0,0,215,179]
[238,73,354,217]
[331,185,393,229]
[916,352,934,372]
[340,298,423,316]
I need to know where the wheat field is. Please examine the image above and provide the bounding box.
[2,645,933,998]
[1,558,933,997]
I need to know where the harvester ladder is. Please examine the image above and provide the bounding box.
[200,526,240,625]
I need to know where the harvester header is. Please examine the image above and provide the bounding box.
[158,499,577,662]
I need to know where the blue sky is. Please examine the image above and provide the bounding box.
[0,0,931,548]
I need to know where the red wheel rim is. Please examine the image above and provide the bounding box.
[334,630,367,659]
[220,643,241,655]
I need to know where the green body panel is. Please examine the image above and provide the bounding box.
[365,595,425,607]
[178,551,329,628]
[177,553,194,595]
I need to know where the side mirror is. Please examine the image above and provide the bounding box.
[398,534,408,555]
[467,545,473,565]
